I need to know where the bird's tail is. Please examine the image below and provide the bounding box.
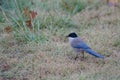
[84,49,104,59]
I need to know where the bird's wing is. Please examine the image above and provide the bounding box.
[71,38,90,49]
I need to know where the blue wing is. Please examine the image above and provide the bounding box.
[71,38,90,49]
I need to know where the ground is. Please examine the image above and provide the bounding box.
[0,0,120,80]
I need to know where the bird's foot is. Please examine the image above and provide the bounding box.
[74,56,79,60]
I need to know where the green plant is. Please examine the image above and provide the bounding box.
[1,0,78,44]
[37,0,60,11]
[60,0,87,14]
[0,0,48,43]
[39,13,76,29]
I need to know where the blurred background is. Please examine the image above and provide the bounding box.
[0,0,120,80]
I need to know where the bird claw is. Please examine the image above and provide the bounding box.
[74,56,79,60]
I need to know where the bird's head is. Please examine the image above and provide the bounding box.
[66,32,78,38]
[66,32,78,43]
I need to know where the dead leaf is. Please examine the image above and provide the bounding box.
[25,19,32,29]
[22,7,30,19]
[29,11,37,19]
[4,26,12,33]
[22,7,37,19]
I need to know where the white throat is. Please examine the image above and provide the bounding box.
[68,37,75,43]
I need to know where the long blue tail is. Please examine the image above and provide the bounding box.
[84,49,104,59]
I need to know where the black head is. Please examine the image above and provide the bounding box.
[66,32,78,38]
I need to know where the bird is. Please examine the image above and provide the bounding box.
[66,32,104,60]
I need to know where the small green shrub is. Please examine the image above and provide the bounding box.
[1,0,47,44]
[60,0,87,14]
[1,0,77,44]
[39,13,75,29]
[38,0,60,11]
[0,0,32,10]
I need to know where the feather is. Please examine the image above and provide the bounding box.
[84,49,104,59]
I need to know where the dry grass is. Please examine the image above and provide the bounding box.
[0,2,120,80]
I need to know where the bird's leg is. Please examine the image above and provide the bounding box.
[81,51,85,59]
[74,54,79,60]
